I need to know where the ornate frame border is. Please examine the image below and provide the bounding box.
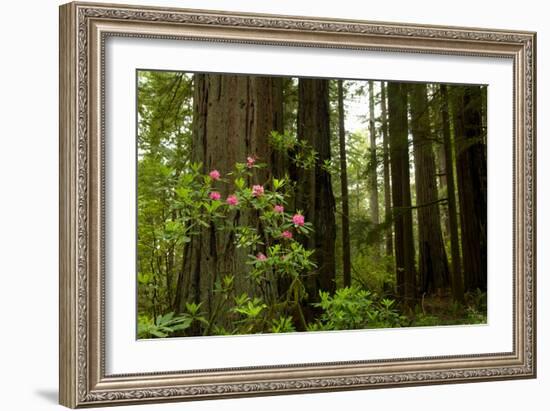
[59,2,536,408]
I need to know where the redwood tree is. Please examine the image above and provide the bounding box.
[380,82,393,260]
[368,81,380,252]
[409,83,450,294]
[337,80,352,287]
[388,82,416,307]
[440,84,464,302]
[174,74,284,317]
[296,78,337,309]
[452,85,487,292]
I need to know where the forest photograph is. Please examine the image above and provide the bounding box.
[136,70,488,339]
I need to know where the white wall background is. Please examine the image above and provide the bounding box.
[0,0,546,409]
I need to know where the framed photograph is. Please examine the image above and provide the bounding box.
[59,1,536,408]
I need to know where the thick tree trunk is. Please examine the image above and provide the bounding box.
[296,78,336,314]
[409,83,450,295]
[174,74,284,321]
[441,85,464,303]
[380,82,393,260]
[452,85,487,292]
[337,80,352,287]
[368,81,380,257]
[388,82,416,308]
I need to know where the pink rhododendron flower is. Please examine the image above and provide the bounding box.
[252,185,264,197]
[256,252,267,261]
[281,230,293,239]
[292,213,305,226]
[226,194,239,206]
[246,156,256,168]
[273,204,284,213]
[209,191,221,201]
[209,169,221,180]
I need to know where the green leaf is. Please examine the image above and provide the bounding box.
[150,330,167,338]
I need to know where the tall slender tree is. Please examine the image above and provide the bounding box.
[337,80,352,287]
[388,82,416,307]
[436,141,452,239]
[368,81,380,253]
[296,78,337,312]
[440,84,464,302]
[430,87,451,240]
[452,85,487,292]
[409,83,450,294]
[380,82,393,260]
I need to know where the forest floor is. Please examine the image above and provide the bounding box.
[406,292,487,327]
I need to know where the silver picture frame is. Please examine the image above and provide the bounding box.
[59,2,536,407]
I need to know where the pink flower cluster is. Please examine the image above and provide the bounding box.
[292,213,305,227]
[209,191,221,201]
[252,185,264,197]
[226,194,239,206]
[281,230,293,239]
[256,252,267,261]
[209,169,221,180]
[246,156,256,169]
[273,204,284,213]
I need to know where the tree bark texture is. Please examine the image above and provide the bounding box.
[296,78,337,309]
[388,82,416,307]
[410,83,450,294]
[368,81,380,234]
[337,80,352,287]
[452,85,487,292]
[174,74,284,320]
[380,82,393,260]
[440,84,464,302]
